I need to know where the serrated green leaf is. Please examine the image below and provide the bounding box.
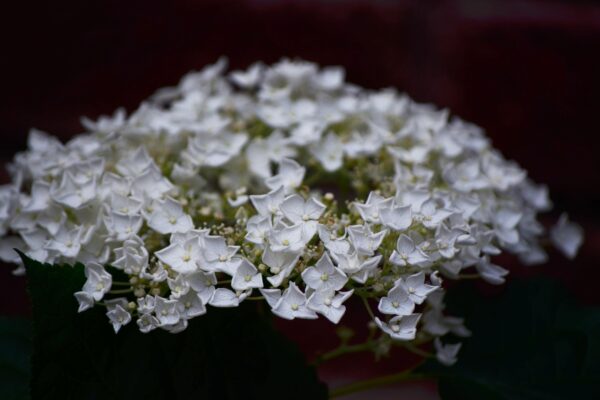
[0,316,31,400]
[418,279,600,400]
[22,253,327,400]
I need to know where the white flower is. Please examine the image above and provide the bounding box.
[280,194,325,224]
[307,289,353,324]
[550,213,583,259]
[108,193,143,216]
[201,235,242,275]
[131,166,174,200]
[389,234,429,267]
[168,275,190,299]
[395,272,438,305]
[137,295,156,314]
[147,197,193,234]
[311,132,343,171]
[387,144,430,164]
[268,224,307,253]
[44,226,84,259]
[354,192,393,224]
[21,181,51,213]
[81,107,126,134]
[290,120,323,146]
[183,131,248,167]
[272,282,318,320]
[374,314,421,341]
[74,291,94,312]
[231,259,264,291]
[176,290,206,318]
[230,63,263,88]
[332,252,381,282]
[259,288,282,308]
[347,225,387,256]
[416,199,453,229]
[187,271,217,304]
[245,215,273,245]
[265,158,306,193]
[209,288,243,308]
[113,236,148,274]
[422,308,471,338]
[434,224,460,259]
[443,159,487,192]
[50,173,96,209]
[137,313,160,333]
[378,283,415,316]
[493,208,522,245]
[250,185,286,216]
[317,224,351,255]
[380,204,412,231]
[434,338,461,366]
[154,296,180,326]
[116,146,156,177]
[82,262,112,301]
[155,236,202,274]
[262,246,301,287]
[301,253,348,291]
[104,212,143,241]
[106,305,132,333]
[475,259,509,285]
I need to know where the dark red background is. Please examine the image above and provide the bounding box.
[2,0,600,397]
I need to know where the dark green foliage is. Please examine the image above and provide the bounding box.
[20,253,327,400]
[11,251,600,400]
[419,279,600,400]
[0,316,31,400]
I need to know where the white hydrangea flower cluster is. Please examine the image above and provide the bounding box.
[0,59,583,362]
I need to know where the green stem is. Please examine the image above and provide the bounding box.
[401,343,434,358]
[315,341,373,365]
[111,281,132,286]
[108,288,133,295]
[361,296,376,320]
[329,370,429,398]
[245,296,264,301]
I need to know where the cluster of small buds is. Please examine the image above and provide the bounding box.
[0,58,583,365]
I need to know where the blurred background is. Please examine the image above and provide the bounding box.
[2,0,600,398]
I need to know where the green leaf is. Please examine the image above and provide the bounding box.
[21,253,327,400]
[0,316,31,400]
[419,279,600,400]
